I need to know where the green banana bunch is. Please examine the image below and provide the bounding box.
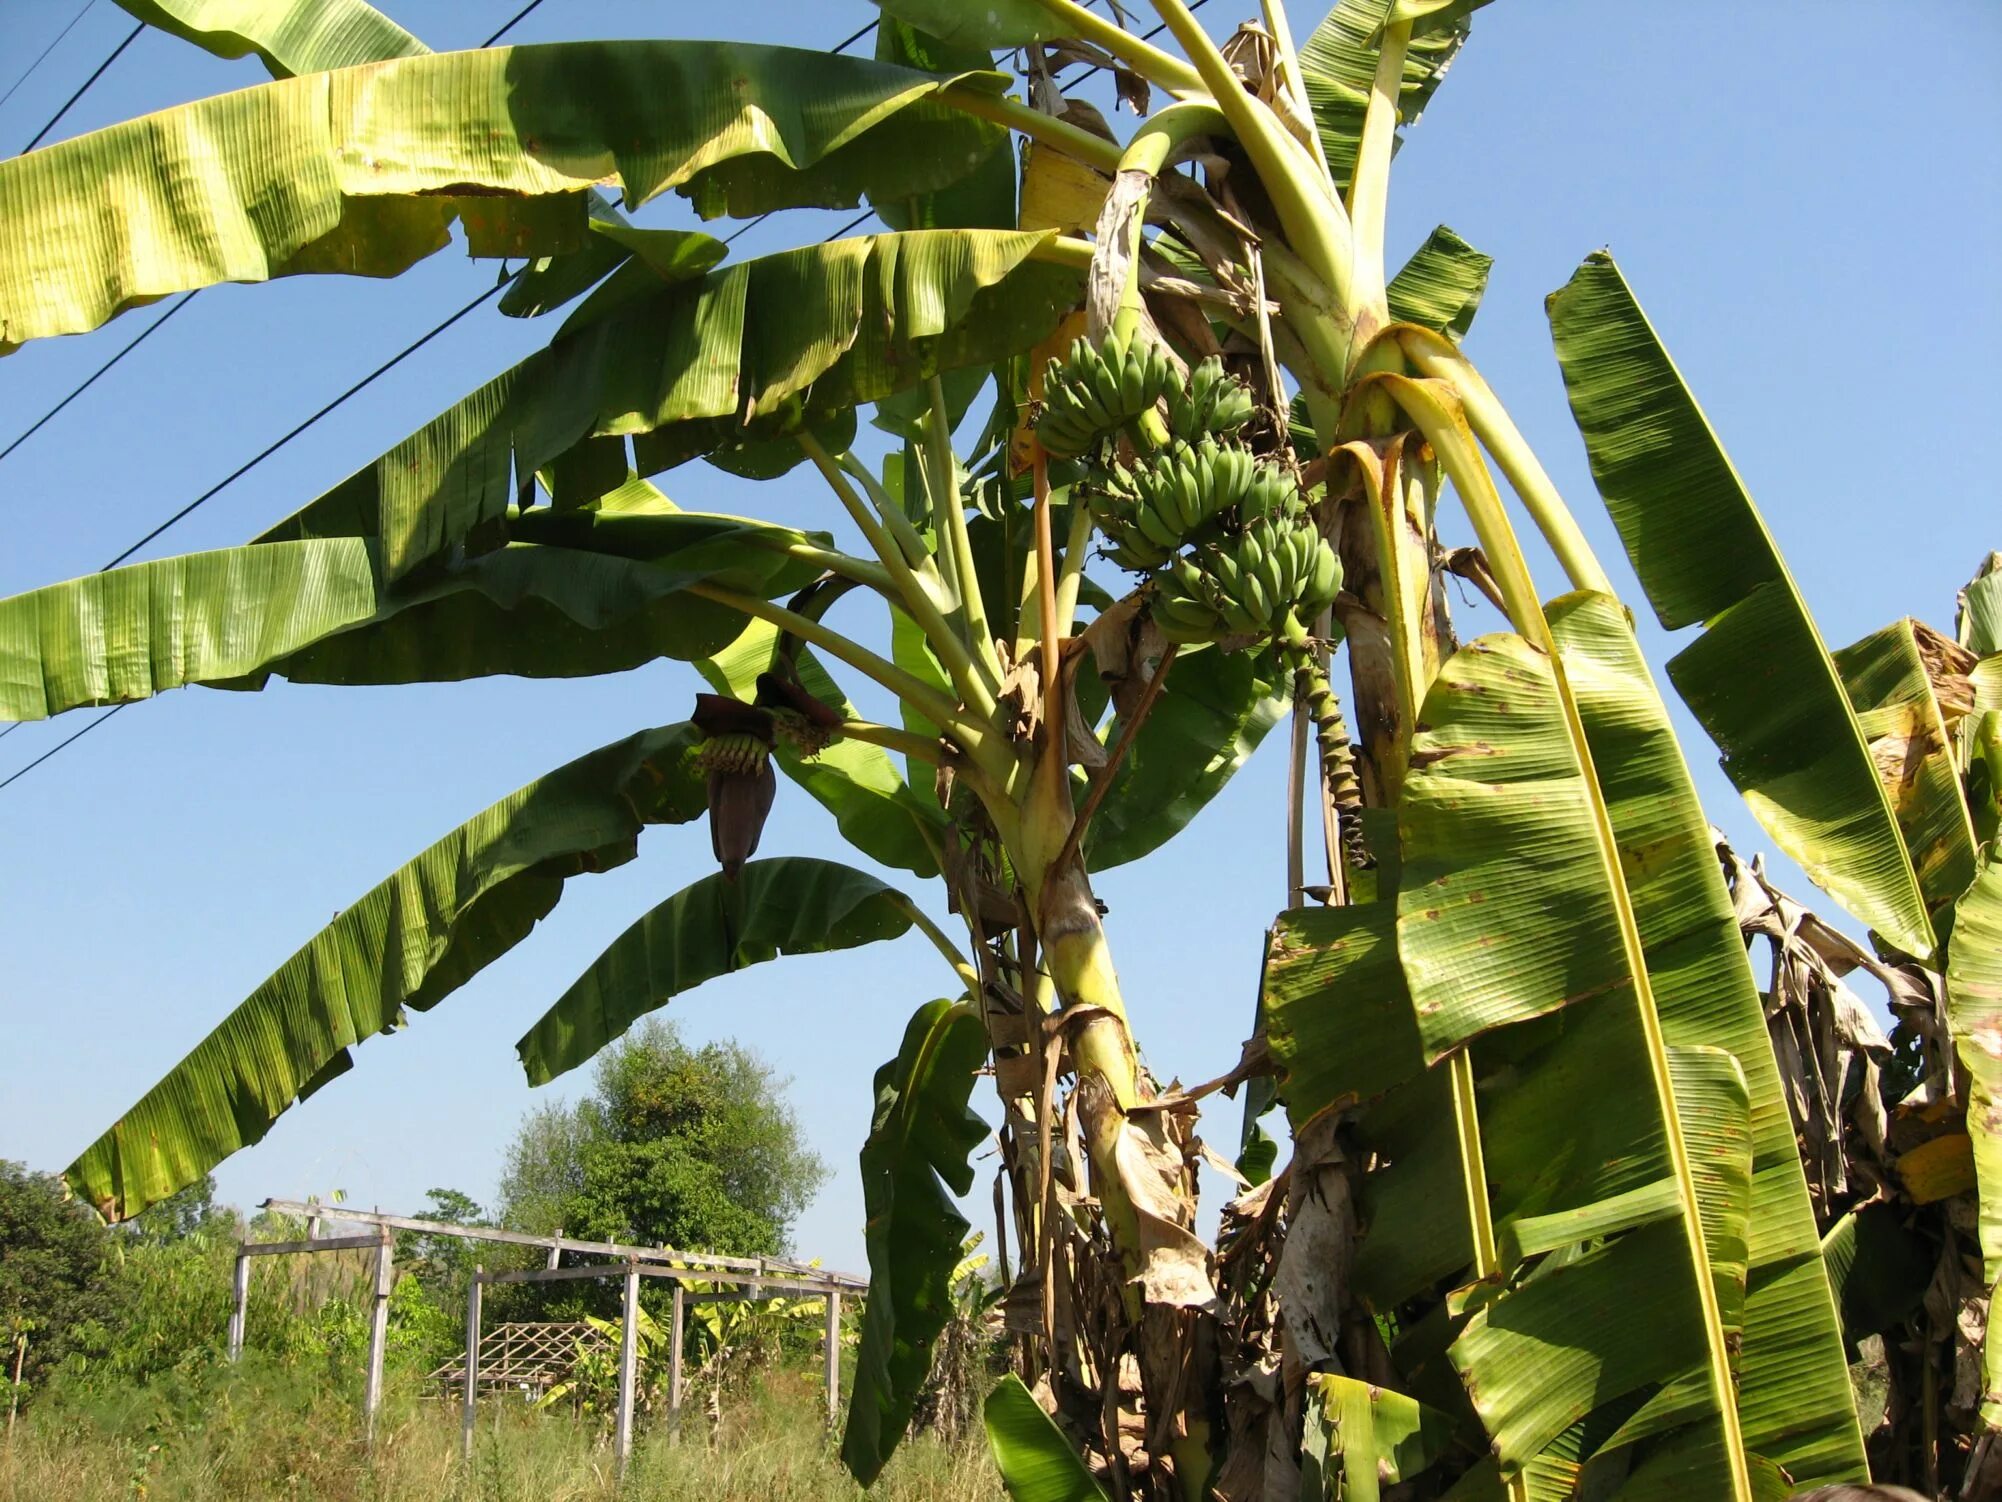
[1034,333,1179,460]
[1151,515,1343,645]
[1088,438,1259,571]
[1164,356,1255,442]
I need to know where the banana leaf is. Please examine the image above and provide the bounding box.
[697,617,946,879]
[1833,618,1980,914]
[255,228,1078,581]
[1820,1201,1932,1343]
[842,997,988,1485]
[1343,598,1858,1486]
[65,724,707,1222]
[0,43,1011,352]
[1299,0,1477,197]
[0,526,826,722]
[1962,552,2002,656]
[1300,1371,1463,1501]
[866,1,1059,51]
[1386,225,1492,339]
[516,858,925,1086]
[111,0,425,77]
[982,1374,1110,1502]
[1548,251,1934,960]
[1082,647,1290,869]
[1946,856,2002,1277]
[872,19,1016,233]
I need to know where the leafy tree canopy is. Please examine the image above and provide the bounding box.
[496,1020,827,1259]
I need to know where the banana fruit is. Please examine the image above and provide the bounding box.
[1164,356,1255,443]
[1033,333,1180,460]
[1150,516,1342,645]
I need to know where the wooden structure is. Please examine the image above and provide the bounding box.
[426,1320,610,1400]
[228,1197,866,1472]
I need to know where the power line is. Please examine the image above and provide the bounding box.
[0,8,885,790]
[0,291,195,467]
[0,0,97,114]
[480,0,548,48]
[0,0,554,475]
[0,705,122,790]
[18,19,141,155]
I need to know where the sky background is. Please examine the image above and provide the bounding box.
[0,1,1997,1276]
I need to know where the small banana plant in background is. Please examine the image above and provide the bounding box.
[3,0,1997,1497]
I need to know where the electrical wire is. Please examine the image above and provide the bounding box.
[17,19,141,155]
[0,0,97,114]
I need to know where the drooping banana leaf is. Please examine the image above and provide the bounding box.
[0,43,1011,352]
[1299,0,1479,197]
[1832,617,1980,914]
[1946,856,2002,1278]
[872,19,1016,233]
[866,0,1060,51]
[515,858,925,1086]
[1264,901,1426,1124]
[110,0,425,78]
[697,617,946,879]
[1379,611,1863,1487]
[255,229,1078,581]
[842,997,988,1485]
[1962,552,2002,656]
[1082,646,1290,868]
[0,525,827,721]
[1300,1371,1464,1501]
[982,1374,1111,1502]
[1820,1201,1932,1343]
[1386,225,1492,339]
[1548,251,1935,960]
[65,724,707,1222]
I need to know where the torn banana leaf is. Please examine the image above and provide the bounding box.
[516,857,923,1086]
[0,526,827,722]
[111,0,426,78]
[1548,250,1934,961]
[1387,225,1493,339]
[255,229,1078,582]
[843,997,988,1485]
[1299,0,1476,196]
[0,42,1010,350]
[65,724,706,1222]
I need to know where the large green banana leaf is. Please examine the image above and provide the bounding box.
[1962,553,2002,656]
[698,617,946,879]
[1548,251,1935,960]
[1082,647,1290,868]
[111,0,425,78]
[65,724,707,1222]
[842,997,988,1485]
[1833,618,1981,914]
[0,43,1010,352]
[865,1,1057,51]
[1301,1372,1462,1500]
[1947,856,2002,1277]
[871,20,1015,233]
[1386,224,1492,339]
[982,1374,1110,1502]
[255,229,1077,581]
[0,522,829,721]
[1299,0,1479,196]
[515,857,924,1087]
[1270,598,1866,1490]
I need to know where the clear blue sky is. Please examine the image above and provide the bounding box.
[1,2,1996,1276]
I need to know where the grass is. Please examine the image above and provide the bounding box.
[0,1359,1003,1502]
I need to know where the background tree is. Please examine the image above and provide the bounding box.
[0,1162,116,1400]
[496,1020,827,1259]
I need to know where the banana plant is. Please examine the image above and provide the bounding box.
[1,1,1985,1497]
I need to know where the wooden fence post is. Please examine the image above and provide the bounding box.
[615,1261,640,1476]
[824,1291,841,1428]
[461,1268,482,1462]
[669,1282,685,1438]
[227,1249,249,1362]
[362,1224,393,1445]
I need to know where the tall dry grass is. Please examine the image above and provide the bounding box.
[0,1360,1001,1502]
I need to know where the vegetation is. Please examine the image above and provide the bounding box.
[496,1020,828,1262]
[1,1,1995,1498]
